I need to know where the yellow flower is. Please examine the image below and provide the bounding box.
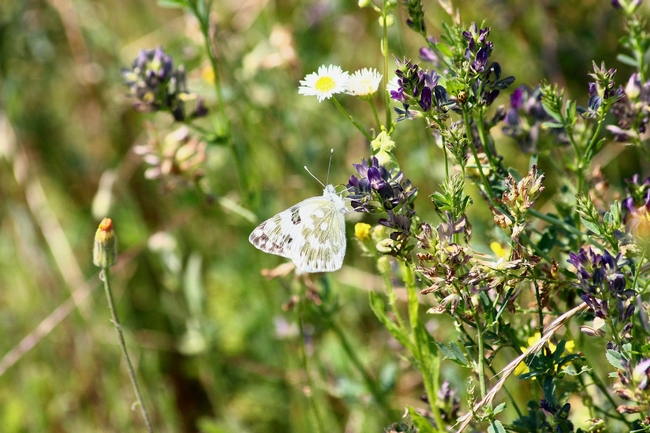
[490,241,508,259]
[514,332,575,376]
[355,222,372,241]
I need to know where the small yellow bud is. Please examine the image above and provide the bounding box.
[379,14,395,27]
[358,0,371,7]
[93,218,118,268]
[355,222,372,241]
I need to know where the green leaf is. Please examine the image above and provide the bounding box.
[157,0,187,8]
[493,402,507,415]
[437,342,468,366]
[369,291,412,351]
[436,42,453,58]
[487,420,506,433]
[617,53,639,67]
[541,107,563,124]
[407,406,436,433]
[541,121,564,129]
[579,218,601,236]
[606,349,625,370]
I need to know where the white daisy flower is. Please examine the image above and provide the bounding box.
[346,68,383,98]
[386,76,400,93]
[298,65,349,102]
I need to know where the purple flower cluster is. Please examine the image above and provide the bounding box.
[568,247,634,323]
[578,62,623,119]
[462,23,515,106]
[502,85,565,153]
[347,157,417,213]
[122,46,207,122]
[608,73,650,141]
[624,174,650,217]
[390,58,449,114]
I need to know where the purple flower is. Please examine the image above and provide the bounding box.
[347,157,417,213]
[502,85,563,152]
[568,247,633,323]
[121,46,207,121]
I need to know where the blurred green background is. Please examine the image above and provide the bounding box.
[0,0,643,431]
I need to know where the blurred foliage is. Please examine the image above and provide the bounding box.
[0,0,647,432]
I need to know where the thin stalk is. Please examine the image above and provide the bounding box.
[583,113,606,164]
[401,263,444,430]
[328,320,391,416]
[331,97,373,141]
[297,298,325,433]
[380,267,406,331]
[368,98,382,133]
[381,2,391,127]
[474,108,499,171]
[189,1,249,198]
[473,311,487,399]
[100,269,154,433]
[462,108,496,207]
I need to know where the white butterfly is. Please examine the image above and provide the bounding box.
[249,184,350,273]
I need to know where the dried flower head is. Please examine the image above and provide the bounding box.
[133,125,208,191]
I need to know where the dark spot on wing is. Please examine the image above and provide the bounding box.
[291,207,301,225]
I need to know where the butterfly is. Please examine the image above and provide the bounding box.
[249,181,350,273]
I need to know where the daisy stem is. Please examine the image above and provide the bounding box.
[331,97,373,141]
[100,268,154,433]
[368,98,382,134]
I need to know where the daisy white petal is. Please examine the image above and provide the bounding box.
[298,65,349,102]
[346,68,383,98]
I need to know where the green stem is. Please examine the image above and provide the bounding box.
[368,98,382,133]
[583,113,606,164]
[381,3,391,128]
[474,108,499,172]
[401,262,445,431]
[329,320,391,415]
[462,108,496,207]
[297,297,325,433]
[190,1,249,199]
[331,97,373,141]
[473,311,487,399]
[101,269,154,433]
[380,266,406,331]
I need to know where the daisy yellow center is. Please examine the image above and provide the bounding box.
[315,76,336,92]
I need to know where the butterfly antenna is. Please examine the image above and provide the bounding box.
[326,148,334,185]
[304,166,325,187]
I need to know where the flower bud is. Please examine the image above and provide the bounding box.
[93,218,118,268]
[376,239,395,254]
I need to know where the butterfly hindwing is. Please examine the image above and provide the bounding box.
[290,196,346,273]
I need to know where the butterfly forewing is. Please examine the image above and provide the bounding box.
[249,186,348,273]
